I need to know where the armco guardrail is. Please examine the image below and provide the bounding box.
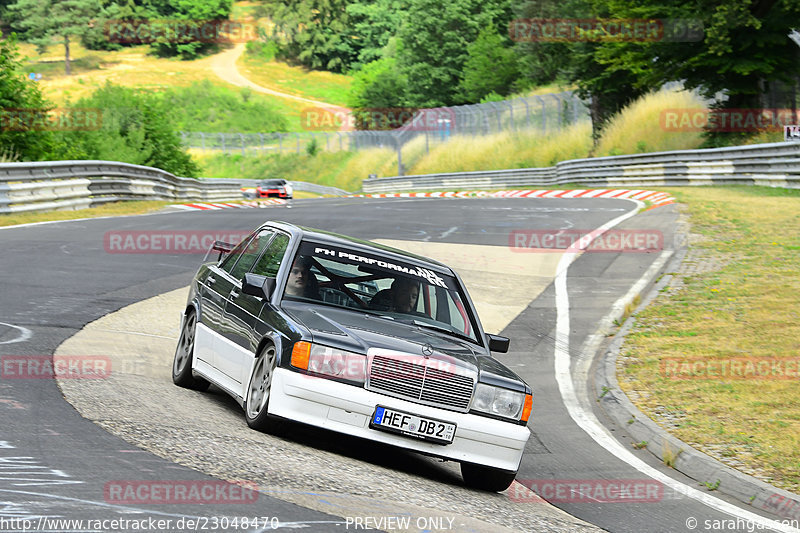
[362,141,800,193]
[0,161,349,214]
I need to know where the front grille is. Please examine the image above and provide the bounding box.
[367,354,475,412]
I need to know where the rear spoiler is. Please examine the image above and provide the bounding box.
[204,240,235,263]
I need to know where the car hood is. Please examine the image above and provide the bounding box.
[283,301,530,392]
[282,302,481,365]
[281,302,528,392]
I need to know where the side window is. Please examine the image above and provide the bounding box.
[219,232,257,273]
[252,233,290,277]
[224,230,276,280]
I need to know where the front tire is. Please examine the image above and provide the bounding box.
[172,310,209,391]
[244,343,279,431]
[461,462,518,492]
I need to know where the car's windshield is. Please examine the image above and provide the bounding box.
[282,240,478,343]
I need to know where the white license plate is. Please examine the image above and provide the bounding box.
[370,406,456,445]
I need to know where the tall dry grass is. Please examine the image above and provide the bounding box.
[594,89,707,156]
[408,122,593,175]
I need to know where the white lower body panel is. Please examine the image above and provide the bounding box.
[268,368,530,472]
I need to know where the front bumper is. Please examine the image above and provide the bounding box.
[268,368,530,472]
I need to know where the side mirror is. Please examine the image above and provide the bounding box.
[242,273,276,300]
[487,334,510,353]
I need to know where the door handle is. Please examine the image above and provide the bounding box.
[206,276,216,286]
[229,290,240,299]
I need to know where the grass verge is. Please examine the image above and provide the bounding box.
[617,186,800,492]
[239,53,352,108]
[0,201,173,227]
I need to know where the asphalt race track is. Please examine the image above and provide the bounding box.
[0,196,794,533]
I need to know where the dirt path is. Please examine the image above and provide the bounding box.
[210,43,344,109]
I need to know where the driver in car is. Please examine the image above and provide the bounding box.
[285,256,319,299]
[390,277,420,313]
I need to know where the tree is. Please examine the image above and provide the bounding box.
[0,32,56,161]
[346,56,408,128]
[66,83,199,176]
[7,0,101,75]
[396,0,512,107]
[512,0,653,140]
[345,0,408,69]
[146,0,233,60]
[586,0,800,118]
[459,25,520,102]
[512,0,574,87]
[265,0,357,73]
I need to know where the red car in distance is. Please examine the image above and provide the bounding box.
[256,179,293,199]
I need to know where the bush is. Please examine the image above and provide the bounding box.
[63,83,199,176]
[0,33,60,161]
[245,40,280,62]
[156,80,288,133]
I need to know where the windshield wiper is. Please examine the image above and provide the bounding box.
[411,320,474,343]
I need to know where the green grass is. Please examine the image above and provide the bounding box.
[239,52,353,107]
[157,81,288,133]
[0,201,174,227]
[618,186,800,492]
[198,151,362,192]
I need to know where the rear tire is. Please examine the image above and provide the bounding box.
[244,343,280,432]
[172,310,210,391]
[461,462,518,492]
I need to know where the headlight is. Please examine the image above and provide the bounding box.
[471,383,533,423]
[291,342,366,384]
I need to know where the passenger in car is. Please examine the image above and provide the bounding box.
[285,256,320,299]
[369,277,420,313]
[391,277,420,313]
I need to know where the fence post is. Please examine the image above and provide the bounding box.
[395,133,404,176]
[534,96,546,134]
[239,133,246,156]
[278,133,283,154]
[296,133,300,154]
[521,97,531,130]
[549,93,563,131]
[258,133,264,154]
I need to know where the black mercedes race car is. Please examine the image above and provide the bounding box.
[172,221,532,491]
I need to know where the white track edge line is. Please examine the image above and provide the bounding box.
[553,200,800,533]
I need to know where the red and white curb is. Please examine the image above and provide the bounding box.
[172,199,288,211]
[173,190,675,211]
[346,189,675,208]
